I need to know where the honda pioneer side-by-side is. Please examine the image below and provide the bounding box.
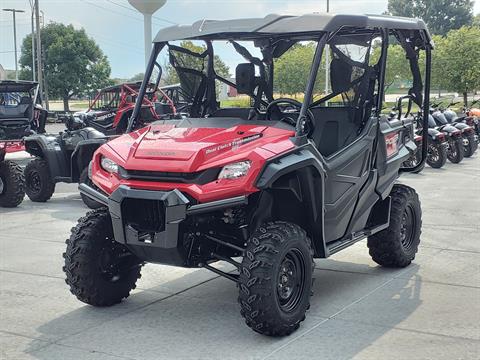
[65,14,432,336]
[0,80,47,207]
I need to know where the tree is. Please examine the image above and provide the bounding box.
[473,13,480,27]
[163,41,230,85]
[387,0,474,35]
[19,23,113,111]
[129,73,144,82]
[273,42,325,96]
[371,44,412,91]
[430,26,480,105]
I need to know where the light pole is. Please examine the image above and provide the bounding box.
[35,0,43,105]
[325,0,330,96]
[3,8,25,81]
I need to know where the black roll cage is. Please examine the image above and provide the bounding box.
[127,27,432,172]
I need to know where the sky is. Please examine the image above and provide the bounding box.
[1,0,480,79]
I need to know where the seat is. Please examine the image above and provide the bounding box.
[310,107,357,157]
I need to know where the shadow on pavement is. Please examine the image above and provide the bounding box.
[25,260,421,359]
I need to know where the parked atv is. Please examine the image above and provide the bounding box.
[0,80,47,207]
[23,116,107,208]
[64,14,431,336]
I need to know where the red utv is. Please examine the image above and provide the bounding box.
[66,13,432,336]
[74,82,173,135]
[0,80,47,207]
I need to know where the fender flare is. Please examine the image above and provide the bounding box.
[255,145,327,257]
[24,135,68,180]
[71,138,107,182]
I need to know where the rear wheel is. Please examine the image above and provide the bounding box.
[462,134,476,158]
[238,221,314,336]
[0,160,25,208]
[447,138,464,164]
[63,208,142,306]
[24,158,55,202]
[79,167,104,209]
[426,143,447,168]
[367,184,421,268]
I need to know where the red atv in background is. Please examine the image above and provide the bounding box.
[0,80,47,207]
[74,82,176,135]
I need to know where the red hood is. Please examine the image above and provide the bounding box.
[103,122,295,173]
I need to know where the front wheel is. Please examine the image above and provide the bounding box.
[0,160,25,208]
[79,167,104,209]
[238,222,314,336]
[63,208,142,306]
[426,143,447,169]
[367,184,422,267]
[24,158,55,202]
[447,138,464,164]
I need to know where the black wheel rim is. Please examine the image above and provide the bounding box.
[400,205,416,252]
[0,176,4,195]
[276,248,306,313]
[428,144,439,162]
[98,237,135,283]
[26,170,41,194]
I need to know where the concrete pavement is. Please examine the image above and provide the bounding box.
[0,149,479,359]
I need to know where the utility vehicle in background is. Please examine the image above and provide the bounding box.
[0,80,47,207]
[73,82,175,135]
[65,13,431,336]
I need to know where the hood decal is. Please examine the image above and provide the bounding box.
[205,133,262,155]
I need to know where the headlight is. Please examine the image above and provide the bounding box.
[218,161,251,180]
[101,156,119,174]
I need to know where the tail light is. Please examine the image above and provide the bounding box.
[436,133,445,141]
[385,132,400,158]
[453,130,462,137]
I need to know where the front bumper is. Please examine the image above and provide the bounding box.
[78,183,248,266]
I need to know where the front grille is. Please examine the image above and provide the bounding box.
[121,198,165,233]
[119,167,220,185]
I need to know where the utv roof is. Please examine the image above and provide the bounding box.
[154,13,430,42]
[101,82,143,92]
[0,80,38,92]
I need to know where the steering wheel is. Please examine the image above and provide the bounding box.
[265,98,314,134]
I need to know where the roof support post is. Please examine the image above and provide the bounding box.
[295,33,328,142]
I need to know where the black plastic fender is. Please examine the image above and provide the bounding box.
[24,134,69,180]
[255,144,327,257]
[71,138,107,182]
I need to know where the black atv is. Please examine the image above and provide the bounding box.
[64,13,431,336]
[23,116,107,208]
[0,80,47,207]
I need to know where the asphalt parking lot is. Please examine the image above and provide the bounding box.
[1,132,479,359]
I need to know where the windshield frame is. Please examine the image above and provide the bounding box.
[127,35,331,136]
